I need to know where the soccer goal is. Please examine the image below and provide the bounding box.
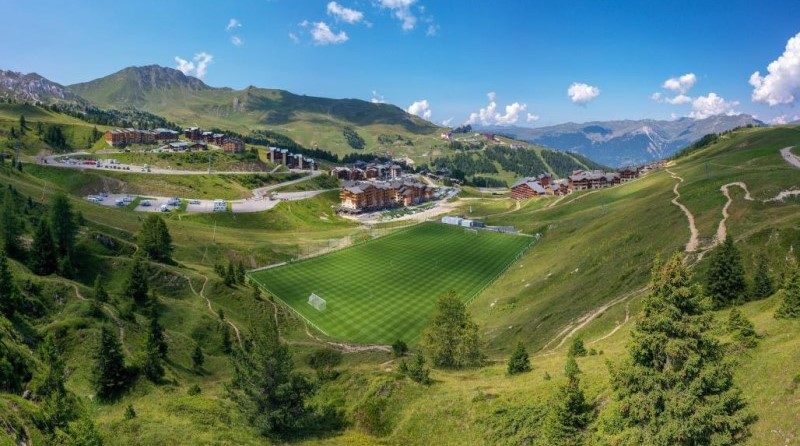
[308,293,326,311]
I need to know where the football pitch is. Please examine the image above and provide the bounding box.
[249,222,534,344]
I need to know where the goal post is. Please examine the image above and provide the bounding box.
[308,293,326,311]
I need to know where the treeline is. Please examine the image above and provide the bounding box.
[484,145,549,177]
[342,126,365,150]
[539,149,589,177]
[47,103,181,130]
[432,152,497,177]
[672,124,760,160]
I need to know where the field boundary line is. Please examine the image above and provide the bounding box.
[248,274,331,337]
[463,234,539,307]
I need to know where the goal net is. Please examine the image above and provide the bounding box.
[308,293,326,311]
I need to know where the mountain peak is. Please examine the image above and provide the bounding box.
[0,69,86,104]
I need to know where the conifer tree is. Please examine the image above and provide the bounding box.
[607,254,754,444]
[143,333,164,382]
[18,115,26,135]
[0,251,21,317]
[706,235,747,308]
[224,261,236,287]
[147,312,168,359]
[541,356,591,445]
[727,308,757,348]
[228,322,314,440]
[122,255,149,305]
[0,188,22,258]
[137,214,173,262]
[750,256,773,300]
[93,275,108,303]
[192,344,205,371]
[567,337,587,357]
[29,219,57,275]
[775,266,800,319]
[236,262,246,284]
[220,323,232,354]
[507,341,531,375]
[50,194,77,259]
[421,291,484,368]
[92,325,127,400]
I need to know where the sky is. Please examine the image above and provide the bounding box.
[2,0,800,127]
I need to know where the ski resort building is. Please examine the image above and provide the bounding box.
[510,174,570,199]
[104,128,179,147]
[339,179,435,212]
[266,147,316,170]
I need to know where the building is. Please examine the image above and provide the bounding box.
[510,177,548,199]
[569,169,625,190]
[104,128,175,147]
[153,128,179,142]
[221,137,245,153]
[266,147,316,170]
[619,166,641,182]
[339,179,435,213]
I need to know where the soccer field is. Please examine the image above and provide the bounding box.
[249,222,534,344]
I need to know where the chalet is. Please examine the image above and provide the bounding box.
[104,128,162,147]
[221,137,245,153]
[339,179,435,213]
[162,141,207,152]
[184,127,201,140]
[212,133,225,145]
[619,166,641,182]
[510,177,547,199]
[153,128,179,142]
[266,147,316,170]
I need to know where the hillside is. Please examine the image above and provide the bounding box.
[486,114,763,166]
[68,65,444,159]
[0,70,87,105]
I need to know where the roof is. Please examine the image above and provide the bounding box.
[511,177,546,194]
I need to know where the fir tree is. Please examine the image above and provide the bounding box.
[706,235,747,308]
[143,334,164,382]
[0,251,21,317]
[220,323,232,354]
[122,255,149,305]
[507,341,531,375]
[567,337,587,357]
[0,188,22,258]
[147,312,168,359]
[236,262,246,284]
[91,325,127,400]
[401,352,431,385]
[775,266,800,319]
[18,115,26,135]
[224,261,236,287]
[192,344,205,371]
[137,214,173,262]
[541,356,591,445]
[29,219,57,275]
[93,275,108,303]
[750,256,773,300]
[50,194,77,260]
[727,308,758,348]
[606,254,755,444]
[421,291,484,368]
[228,322,315,440]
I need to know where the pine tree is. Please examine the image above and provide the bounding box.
[228,322,315,440]
[18,115,26,135]
[29,219,57,275]
[750,256,774,300]
[567,337,587,357]
[122,255,149,305]
[775,266,800,319]
[91,325,127,400]
[93,275,108,303]
[220,323,232,354]
[236,262,246,284]
[421,291,484,368]
[607,254,755,444]
[0,251,21,317]
[706,235,747,308]
[50,194,77,260]
[147,313,168,359]
[137,214,173,262]
[143,328,165,382]
[541,356,591,445]
[403,352,432,385]
[224,262,236,287]
[0,188,22,258]
[507,341,531,375]
[34,334,66,397]
[192,344,205,371]
[727,308,757,348]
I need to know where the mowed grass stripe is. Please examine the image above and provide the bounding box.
[250,222,533,344]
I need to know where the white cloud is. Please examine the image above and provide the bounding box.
[665,94,692,105]
[426,24,439,36]
[750,32,800,106]
[174,52,213,79]
[689,92,739,119]
[379,0,417,31]
[567,82,600,105]
[441,117,453,126]
[662,73,697,94]
[651,92,663,102]
[174,57,194,75]
[226,18,241,31]
[466,92,528,125]
[230,36,244,46]
[310,21,348,45]
[526,113,540,123]
[327,1,364,24]
[771,115,788,125]
[407,99,432,120]
[289,32,300,44]
[370,90,386,104]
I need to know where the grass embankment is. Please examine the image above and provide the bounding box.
[92,150,272,172]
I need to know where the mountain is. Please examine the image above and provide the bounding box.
[483,114,764,166]
[0,69,86,105]
[67,65,441,157]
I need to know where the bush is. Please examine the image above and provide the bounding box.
[391,340,408,357]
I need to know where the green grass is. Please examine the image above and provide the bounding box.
[250,222,534,344]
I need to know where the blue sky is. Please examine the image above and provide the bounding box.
[2,0,800,126]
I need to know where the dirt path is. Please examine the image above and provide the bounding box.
[182,273,243,347]
[72,283,131,356]
[716,182,754,244]
[666,169,700,252]
[780,146,800,168]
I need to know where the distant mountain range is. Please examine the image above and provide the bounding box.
[0,70,87,105]
[481,114,764,166]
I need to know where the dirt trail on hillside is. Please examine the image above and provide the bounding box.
[182,273,243,347]
[715,182,754,244]
[72,283,131,356]
[780,146,800,168]
[666,169,700,252]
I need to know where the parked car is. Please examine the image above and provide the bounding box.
[141,200,152,207]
